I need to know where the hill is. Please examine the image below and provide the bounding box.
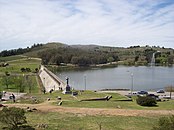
[0,43,174,66]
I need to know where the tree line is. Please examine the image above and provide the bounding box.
[1,43,174,66]
[38,47,119,66]
[0,43,43,57]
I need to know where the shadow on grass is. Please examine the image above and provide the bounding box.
[140,104,159,108]
[2,125,35,130]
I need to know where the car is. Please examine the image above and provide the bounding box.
[156,89,165,93]
[137,90,148,95]
[147,94,161,101]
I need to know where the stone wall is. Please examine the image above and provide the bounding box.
[39,65,66,92]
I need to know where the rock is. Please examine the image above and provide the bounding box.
[26,108,33,112]
[116,105,121,109]
[32,108,37,111]
[36,124,48,129]
[57,96,61,100]
[58,101,62,106]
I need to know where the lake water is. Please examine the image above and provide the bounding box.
[55,66,174,91]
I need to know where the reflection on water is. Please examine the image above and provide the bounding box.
[55,66,174,91]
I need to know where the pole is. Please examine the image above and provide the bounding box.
[170,86,172,99]
[84,75,86,91]
[131,73,134,96]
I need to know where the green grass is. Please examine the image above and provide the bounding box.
[14,90,174,110]
[0,58,41,74]
[0,111,159,130]
[0,55,27,62]
[0,75,40,93]
[0,57,41,93]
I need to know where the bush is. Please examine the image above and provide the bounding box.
[0,92,2,99]
[136,96,157,106]
[0,107,27,129]
[152,115,174,130]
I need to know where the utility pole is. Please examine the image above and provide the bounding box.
[84,74,86,91]
[131,73,134,96]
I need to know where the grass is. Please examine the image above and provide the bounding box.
[0,57,41,93]
[0,58,41,74]
[14,90,174,110]
[0,75,39,94]
[0,55,27,62]
[0,55,173,130]
[0,111,159,130]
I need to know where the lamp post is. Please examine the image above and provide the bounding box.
[84,74,86,91]
[131,73,134,96]
[43,77,45,87]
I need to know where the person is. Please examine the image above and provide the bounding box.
[3,91,6,96]
[43,89,46,94]
[12,93,15,103]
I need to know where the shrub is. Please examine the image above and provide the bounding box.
[0,107,27,129]
[136,96,157,106]
[0,92,2,99]
[152,115,174,130]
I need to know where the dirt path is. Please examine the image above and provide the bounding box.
[3,101,174,117]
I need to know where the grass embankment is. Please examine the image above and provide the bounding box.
[0,56,41,93]
[27,112,158,130]
[0,111,159,130]
[0,57,41,74]
[0,55,27,62]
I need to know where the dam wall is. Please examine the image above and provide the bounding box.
[39,65,66,92]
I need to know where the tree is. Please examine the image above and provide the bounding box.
[24,75,34,93]
[71,56,78,65]
[165,86,174,99]
[136,96,157,106]
[54,54,63,65]
[1,74,12,89]
[107,57,114,64]
[14,76,25,93]
[134,56,139,62]
[0,107,27,129]
[0,92,2,99]
[168,55,174,65]
[152,115,174,130]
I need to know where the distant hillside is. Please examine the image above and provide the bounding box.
[0,42,174,66]
[24,42,67,57]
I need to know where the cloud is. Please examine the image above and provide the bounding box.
[0,0,174,50]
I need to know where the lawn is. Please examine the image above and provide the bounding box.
[0,57,41,93]
[0,58,41,74]
[59,92,174,110]
[0,111,159,130]
[14,90,174,110]
[0,55,27,62]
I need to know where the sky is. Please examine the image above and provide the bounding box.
[0,0,174,51]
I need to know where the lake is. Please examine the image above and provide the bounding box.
[56,66,174,91]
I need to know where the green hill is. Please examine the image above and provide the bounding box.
[0,43,174,66]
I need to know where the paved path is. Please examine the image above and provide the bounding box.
[98,91,174,99]
[1,92,26,101]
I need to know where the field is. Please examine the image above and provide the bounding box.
[0,57,41,74]
[7,91,174,110]
[0,110,160,130]
[0,56,41,93]
[0,55,27,62]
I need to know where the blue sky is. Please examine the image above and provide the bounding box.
[0,0,174,50]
